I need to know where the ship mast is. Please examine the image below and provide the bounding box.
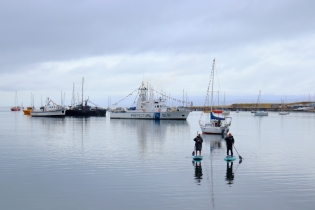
[72,83,75,106]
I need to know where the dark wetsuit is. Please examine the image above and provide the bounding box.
[225,136,235,156]
[194,136,203,151]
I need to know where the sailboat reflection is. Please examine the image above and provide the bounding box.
[192,161,203,185]
[202,134,224,152]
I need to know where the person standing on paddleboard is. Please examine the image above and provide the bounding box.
[194,134,203,156]
[225,133,235,156]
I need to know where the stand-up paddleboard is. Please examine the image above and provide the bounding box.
[224,155,236,161]
[192,156,203,161]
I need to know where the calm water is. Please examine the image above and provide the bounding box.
[1,108,315,210]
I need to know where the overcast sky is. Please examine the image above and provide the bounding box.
[1,0,315,107]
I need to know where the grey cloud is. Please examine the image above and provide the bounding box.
[1,0,315,70]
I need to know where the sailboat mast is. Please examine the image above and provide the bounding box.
[256,90,261,110]
[82,77,84,106]
[15,91,17,107]
[210,59,215,112]
[183,89,184,107]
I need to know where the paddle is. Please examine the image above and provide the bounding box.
[233,145,243,160]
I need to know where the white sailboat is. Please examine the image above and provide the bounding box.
[279,99,289,115]
[254,90,268,116]
[222,92,230,115]
[199,59,232,135]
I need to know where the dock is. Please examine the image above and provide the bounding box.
[190,101,315,112]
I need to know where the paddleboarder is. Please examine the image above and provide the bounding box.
[194,134,203,156]
[225,133,235,156]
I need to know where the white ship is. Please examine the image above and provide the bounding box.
[31,97,66,117]
[110,83,191,120]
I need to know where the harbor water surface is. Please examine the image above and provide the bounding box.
[1,108,315,210]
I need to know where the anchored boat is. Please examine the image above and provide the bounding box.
[199,59,232,135]
[66,100,106,117]
[11,91,21,111]
[110,83,191,120]
[254,90,268,116]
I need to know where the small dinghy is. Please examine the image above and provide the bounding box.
[192,156,203,161]
[224,155,236,161]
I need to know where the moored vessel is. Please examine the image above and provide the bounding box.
[66,100,106,117]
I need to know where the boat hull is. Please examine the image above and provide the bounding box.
[222,111,230,115]
[255,111,268,116]
[200,126,227,135]
[66,109,106,117]
[110,111,190,120]
[23,110,32,115]
[31,110,66,117]
[293,107,314,111]
[279,112,289,115]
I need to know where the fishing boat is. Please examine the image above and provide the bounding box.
[66,100,106,117]
[110,82,191,120]
[199,59,232,135]
[31,97,66,117]
[66,78,106,117]
[254,90,268,116]
[23,107,34,115]
[11,91,21,111]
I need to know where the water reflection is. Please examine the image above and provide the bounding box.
[202,134,224,152]
[225,161,234,185]
[225,159,242,186]
[192,161,203,185]
[31,116,66,125]
[70,117,89,149]
[110,119,190,155]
